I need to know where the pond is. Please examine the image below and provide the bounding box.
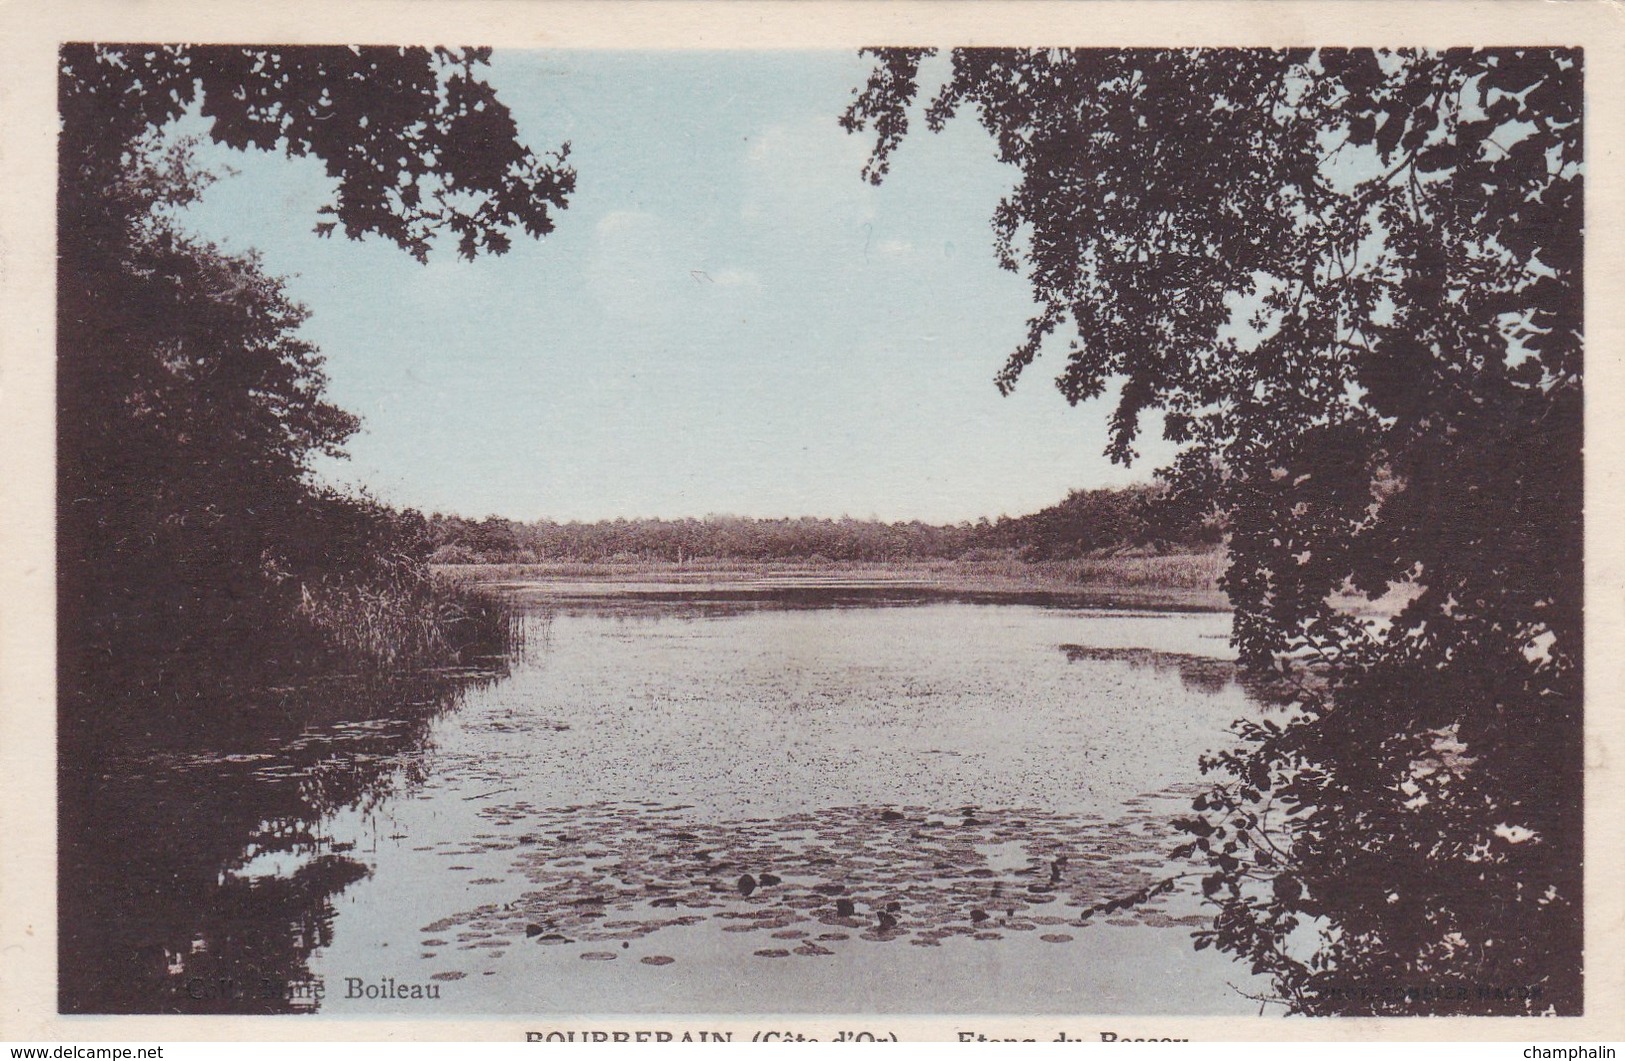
[62,584,1276,1015]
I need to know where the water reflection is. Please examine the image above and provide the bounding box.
[61,593,1262,1014]
[507,581,1215,620]
[1057,643,1299,705]
[301,599,1271,1013]
[59,663,510,1014]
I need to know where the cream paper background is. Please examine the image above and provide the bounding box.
[2,0,1620,1043]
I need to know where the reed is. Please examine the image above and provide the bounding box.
[1052,550,1227,590]
[294,555,521,671]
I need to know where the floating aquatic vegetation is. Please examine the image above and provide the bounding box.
[416,794,1204,966]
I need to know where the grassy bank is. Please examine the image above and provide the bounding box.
[433,548,1231,610]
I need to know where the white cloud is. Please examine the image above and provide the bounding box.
[586,210,687,323]
[740,117,877,229]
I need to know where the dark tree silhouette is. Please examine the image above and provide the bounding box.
[58,45,574,724]
[56,45,554,1014]
[843,48,1582,1014]
[60,45,572,262]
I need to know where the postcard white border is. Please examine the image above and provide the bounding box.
[3,0,1621,1043]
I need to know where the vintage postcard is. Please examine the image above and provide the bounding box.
[3,0,1623,1045]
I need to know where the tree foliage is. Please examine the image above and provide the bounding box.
[844,47,1582,1014]
[58,46,570,721]
[60,44,573,261]
[57,46,550,1012]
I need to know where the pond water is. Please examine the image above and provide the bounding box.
[64,587,1277,1015]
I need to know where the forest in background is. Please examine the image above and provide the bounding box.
[423,483,1222,565]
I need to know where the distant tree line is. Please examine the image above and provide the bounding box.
[425,484,1222,565]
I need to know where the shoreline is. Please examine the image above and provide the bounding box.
[433,552,1233,613]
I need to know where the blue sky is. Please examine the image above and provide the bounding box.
[171,50,1173,523]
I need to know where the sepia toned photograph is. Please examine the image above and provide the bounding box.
[7,3,1620,1042]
